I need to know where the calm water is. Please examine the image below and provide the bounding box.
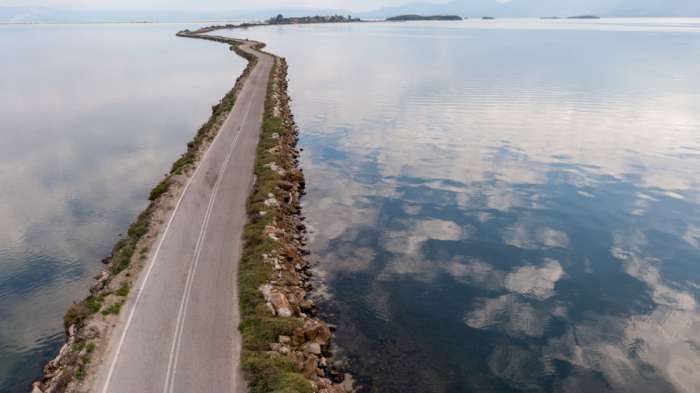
[222,19,700,392]
[0,23,244,392]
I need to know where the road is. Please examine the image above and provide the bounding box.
[92,40,273,393]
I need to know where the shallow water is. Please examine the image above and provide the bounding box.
[222,19,700,392]
[0,23,244,392]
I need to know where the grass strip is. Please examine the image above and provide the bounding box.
[237,56,312,393]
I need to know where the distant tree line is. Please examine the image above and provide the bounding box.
[268,14,362,24]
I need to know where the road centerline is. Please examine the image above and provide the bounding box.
[164,95,257,393]
[99,42,262,393]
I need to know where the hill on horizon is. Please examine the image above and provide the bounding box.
[2,0,700,23]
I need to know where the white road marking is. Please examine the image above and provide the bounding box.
[164,94,257,393]
[100,42,259,393]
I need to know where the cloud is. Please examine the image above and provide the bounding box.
[683,225,700,248]
[612,232,696,311]
[505,259,564,300]
[0,0,450,12]
[381,218,469,257]
[504,224,570,250]
[464,294,550,337]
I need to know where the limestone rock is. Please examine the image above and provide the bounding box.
[341,374,355,392]
[264,197,279,207]
[304,320,332,346]
[269,292,293,317]
[302,356,319,378]
[303,342,322,355]
[278,335,291,344]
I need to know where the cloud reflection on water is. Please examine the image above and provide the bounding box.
[222,20,700,392]
[0,23,244,391]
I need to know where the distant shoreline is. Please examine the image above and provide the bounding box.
[11,16,700,26]
[386,14,463,21]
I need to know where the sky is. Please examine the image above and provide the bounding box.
[1,0,698,16]
[0,0,451,12]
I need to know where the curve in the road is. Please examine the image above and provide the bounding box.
[93,40,273,393]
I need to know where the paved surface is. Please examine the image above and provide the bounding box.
[92,40,272,393]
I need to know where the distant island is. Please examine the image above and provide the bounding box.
[386,15,463,21]
[482,16,496,20]
[567,15,601,19]
[268,14,361,24]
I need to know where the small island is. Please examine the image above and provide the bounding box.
[567,15,601,19]
[181,15,363,35]
[482,16,496,20]
[268,14,362,24]
[386,15,463,21]
[541,16,562,19]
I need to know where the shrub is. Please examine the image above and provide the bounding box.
[110,243,135,274]
[63,294,103,330]
[241,352,312,393]
[101,301,124,316]
[85,295,104,314]
[75,366,86,380]
[149,179,170,201]
[116,282,130,297]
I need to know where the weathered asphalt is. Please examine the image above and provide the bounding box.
[92,40,273,393]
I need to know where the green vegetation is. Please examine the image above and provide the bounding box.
[111,241,136,275]
[165,33,310,392]
[236,57,311,393]
[149,179,170,201]
[178,15,362,36]
[75,346,94,380]
[116,282,130,297]
[268,14,361,24]
[64,294,104,329]
[66,340,95,382]
[70,341,85,353]
[61,37,259,336]
[75,366,86,380]
[50,36,267,393]
[85,295,104,314]
[54,34,302,393]
[101,300,124,316]
[243,353,312,393]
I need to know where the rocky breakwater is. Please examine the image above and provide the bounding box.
[238,50,354,393]
[177,29,354,392]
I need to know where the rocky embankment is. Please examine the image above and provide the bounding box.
[247,55,354,393]
[34,27,353,393]
[178,30,354,393]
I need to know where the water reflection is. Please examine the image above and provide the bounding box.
[224,19,700,392]
[0,23,244,391]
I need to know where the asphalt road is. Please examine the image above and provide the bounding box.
[92,40,273,393]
